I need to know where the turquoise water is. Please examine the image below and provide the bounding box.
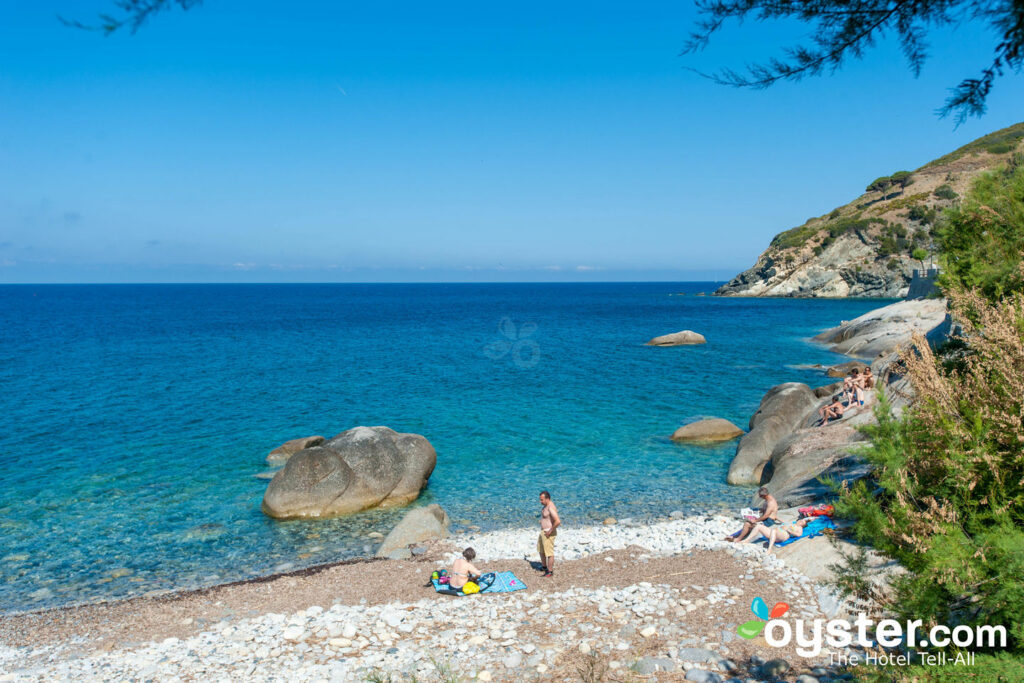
[0,283,888,612]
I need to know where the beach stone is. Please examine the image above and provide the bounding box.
[477,671,492,682]
[375,504,449,557]
[646,330,707,346]
[759,658,790,678]
[633,657,676,674]
[728,383,818,485]
[639,626,657,638]
[685,670,723,683]
[267,436,326,464]
[672,418,744,443]
[796,676,820,683]
[254,470,280,480]
[261,427,437,519]
[676,648,721,663]
[603,517,617,525]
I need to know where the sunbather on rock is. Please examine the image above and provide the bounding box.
[844,368,865,406]
[449,547,483,591]
[736,517,812,551]
[818,395,846,426]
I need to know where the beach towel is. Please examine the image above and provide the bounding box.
[773,517,837,547]
[431,571,527,596]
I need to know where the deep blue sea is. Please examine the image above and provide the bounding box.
[0,283,888,612]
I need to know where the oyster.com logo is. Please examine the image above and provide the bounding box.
[737,596,790,639]
[483,317,540,368]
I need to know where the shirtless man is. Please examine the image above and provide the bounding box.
[862,367,875,389]
[725,487,778,542]
[538,490,561,578]
[844,368,865,406]
[818,395,846,426]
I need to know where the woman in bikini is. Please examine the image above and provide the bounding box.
[449,547,483,591]
[736,517,812,551]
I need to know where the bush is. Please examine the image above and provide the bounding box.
[937,164,1024,299]
[933,184,958,201]
[835,289,1024,661]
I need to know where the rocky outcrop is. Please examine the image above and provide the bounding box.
[825,361,869,378]
[813,299,948,359]
[262,427,437,519]
[727,383,819,485]
[645,330,706,346]
[267,436,325,464]
[671,418,744,443]
[376,504,450,559]
[715,124,1022,298]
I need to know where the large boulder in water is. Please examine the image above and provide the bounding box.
[267,435,326,464]
[376,504,450,558]
[645,330,706,346]
[813,299,947,359]
[262,426,437,519]
[727,383,819,485]
[671,418,744,443]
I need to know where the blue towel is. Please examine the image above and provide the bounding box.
[773,517,836,547]
[431,571,527,596]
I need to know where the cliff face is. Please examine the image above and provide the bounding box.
[716,123,1024,297]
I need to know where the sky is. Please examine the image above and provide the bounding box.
[1,1,1023,283]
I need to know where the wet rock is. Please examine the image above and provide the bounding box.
[672,418,744,443]
[646,330,707,346]
[267,435,325,464]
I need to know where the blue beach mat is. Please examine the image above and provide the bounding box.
[431,571,528,596]
[773,517,837,547]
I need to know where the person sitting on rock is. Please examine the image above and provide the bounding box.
[725,487,778,542]
[449,547,483,591]
[844,368,865,406]
[862,367,875,390]
[736,517,812,551]
[818,395,846,426]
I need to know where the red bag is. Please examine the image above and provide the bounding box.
[798,504,834,517]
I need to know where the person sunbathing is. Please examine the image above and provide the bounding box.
[725,487,778,542]
[844,368,865,406]
[862,367,875,389]
[819,395,845,426]
[449,547,483,591]
[736,517,812,551]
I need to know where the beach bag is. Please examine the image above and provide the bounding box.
[798,504,834,518]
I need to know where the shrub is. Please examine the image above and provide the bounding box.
[933,184,958,201]
[937,164,1024,300]
[834,289,1024,661]
[829,208,841,220]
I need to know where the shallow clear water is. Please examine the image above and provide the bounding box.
[0,283,888,612]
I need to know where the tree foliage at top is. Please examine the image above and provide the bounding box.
[684,0,1024,124]
[61,0,202,35]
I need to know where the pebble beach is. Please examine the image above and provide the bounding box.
[0,513,857,682]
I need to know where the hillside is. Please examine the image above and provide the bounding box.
[715,122,1024,297]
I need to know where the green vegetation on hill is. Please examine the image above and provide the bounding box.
[937,161,1024,300]
[925,121,1024,168]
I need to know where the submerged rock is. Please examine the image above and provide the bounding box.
[671,418,744,443]
[266,435,326,464]
[261,426,436,519]
[376,504,450,557]
[645,330,707,346]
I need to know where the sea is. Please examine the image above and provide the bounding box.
[0,283,889,613]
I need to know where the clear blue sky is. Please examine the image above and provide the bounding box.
[2,1,1022,283]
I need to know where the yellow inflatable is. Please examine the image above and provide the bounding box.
[462,581,480,594]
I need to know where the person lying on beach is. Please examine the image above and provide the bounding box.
[818,395,845,426]
[725,487,778,542]
[736,517,812,551]
[449,547,483,591]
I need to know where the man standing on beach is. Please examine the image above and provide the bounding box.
[538,490,560,578]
